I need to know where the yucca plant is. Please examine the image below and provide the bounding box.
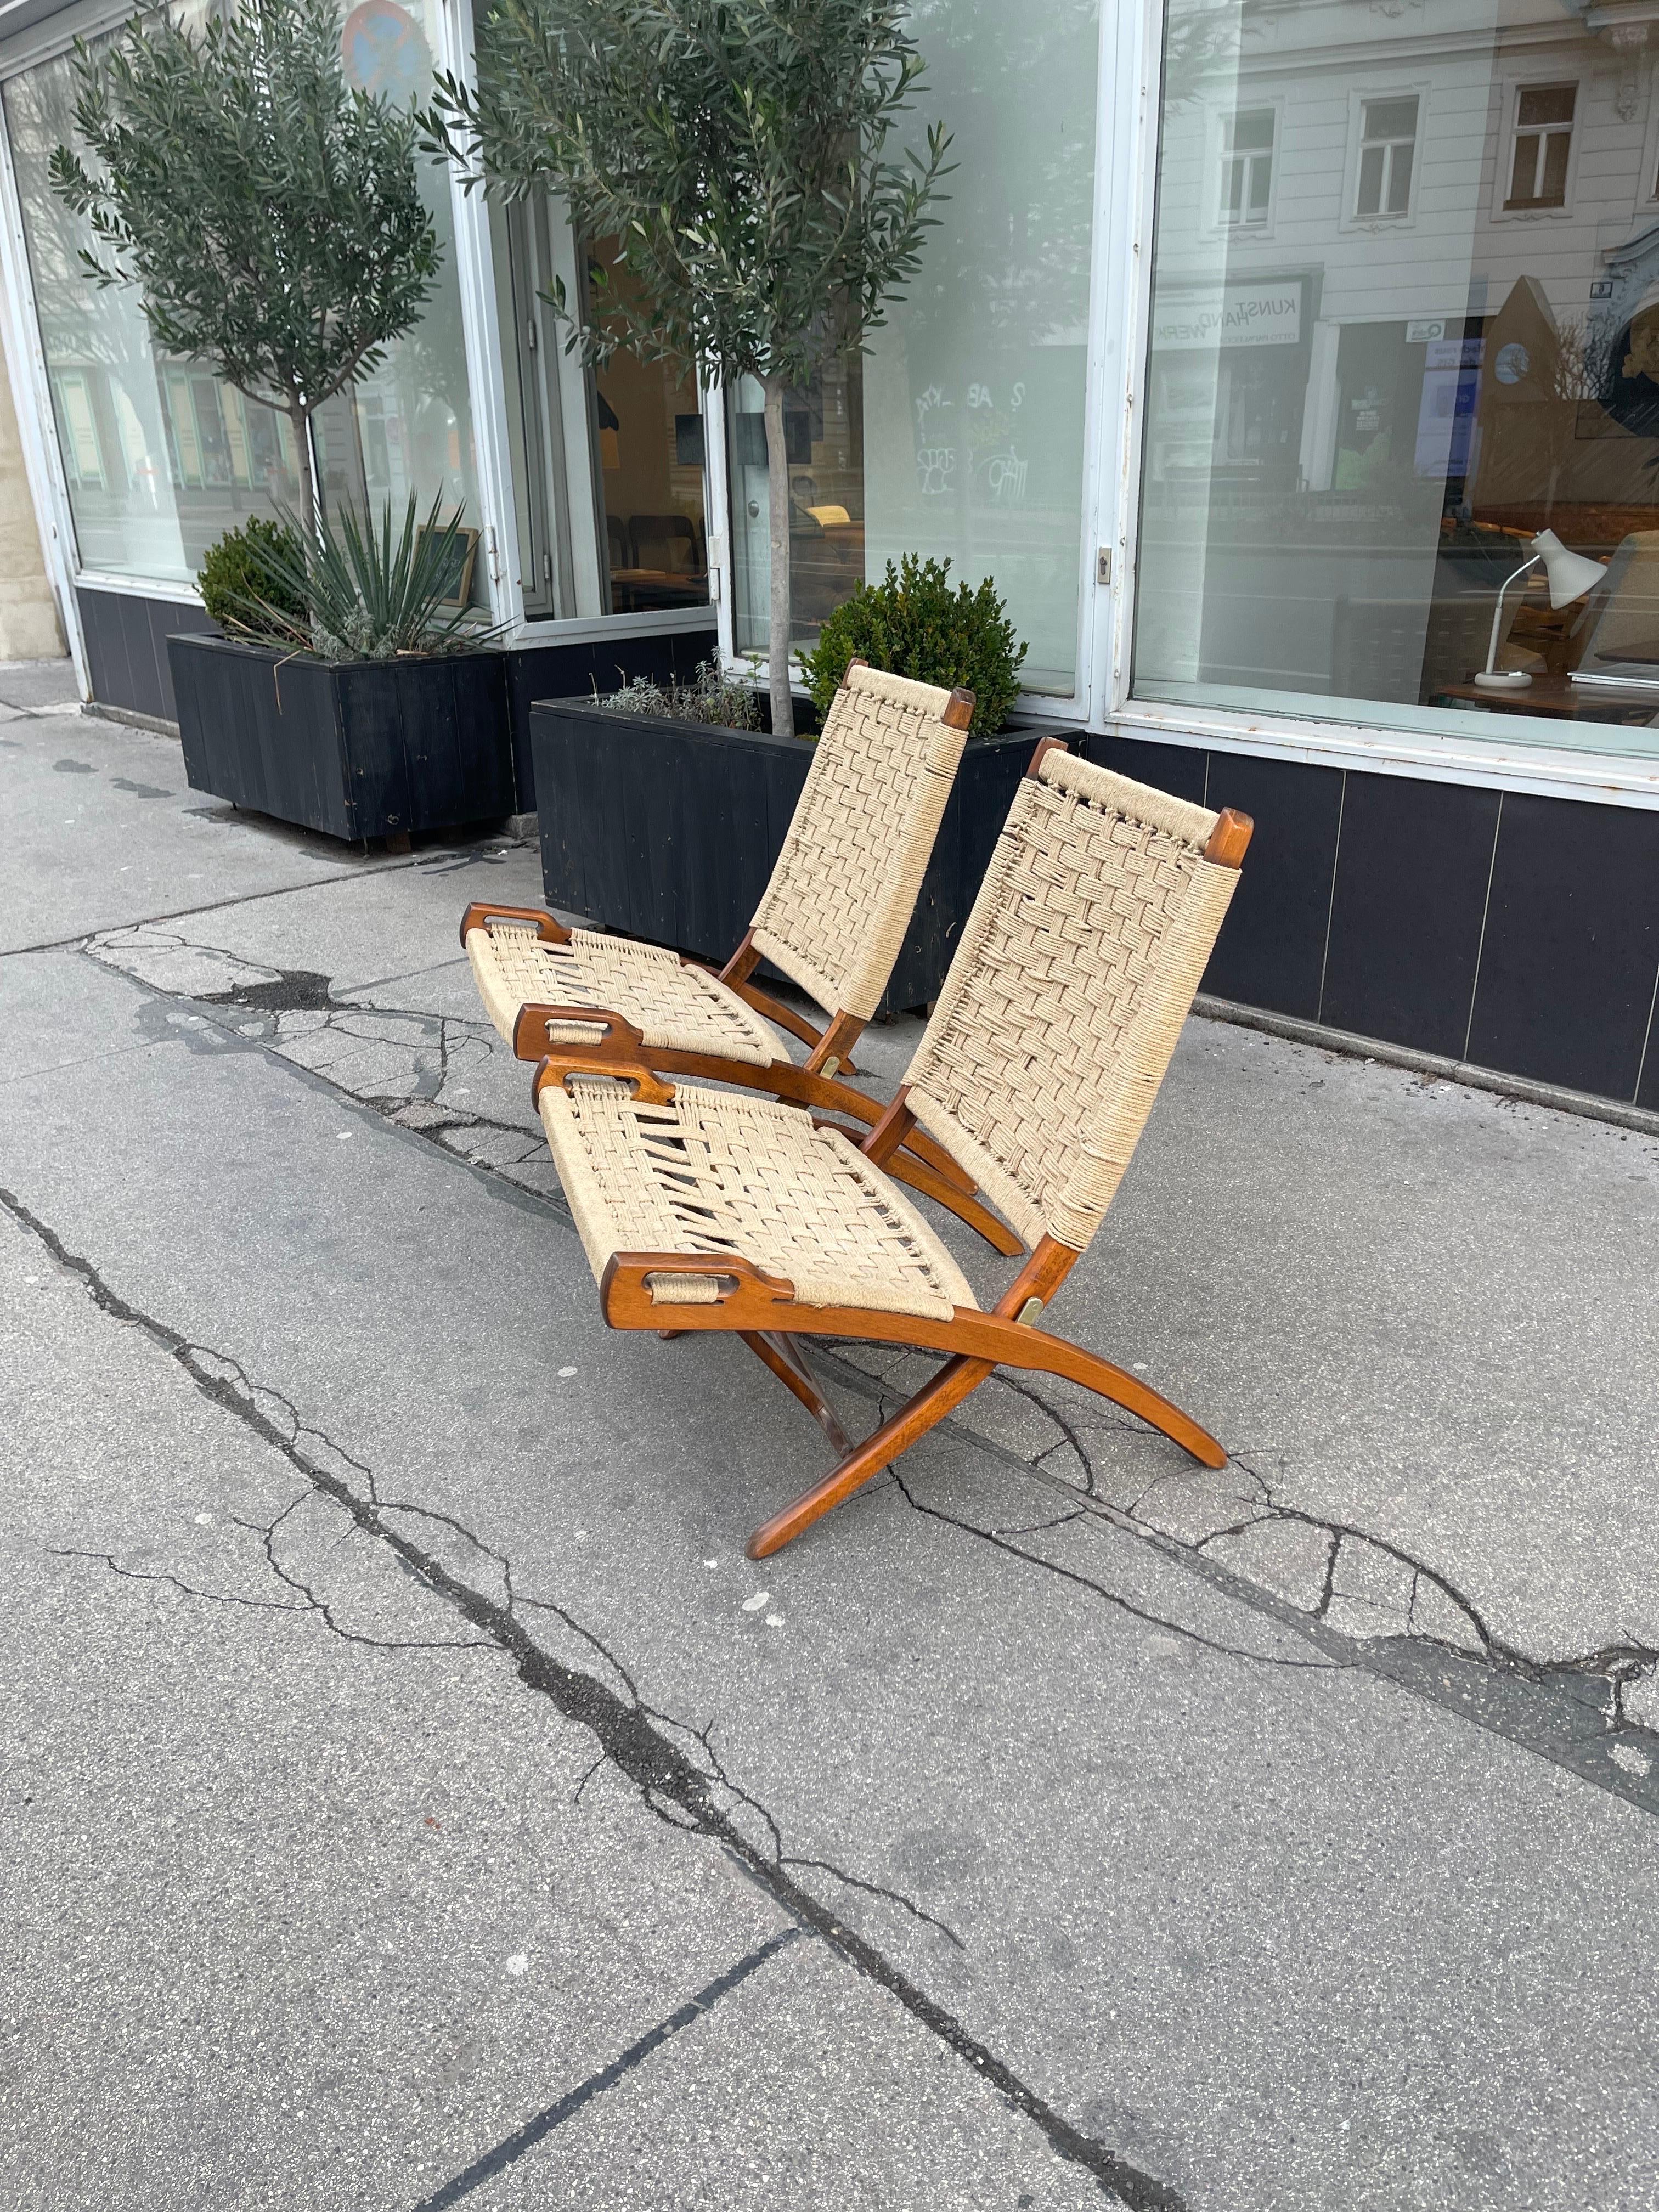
[232,493,501,660]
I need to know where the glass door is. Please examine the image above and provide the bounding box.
[490,208,713,625]
[492,194,588,619]
[585,238,710,617]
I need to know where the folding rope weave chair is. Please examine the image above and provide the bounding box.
[531,741,1252,1559]
[459,659,1020,1254]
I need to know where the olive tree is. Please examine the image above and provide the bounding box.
[428,0,948,736]
[50,0,442,537]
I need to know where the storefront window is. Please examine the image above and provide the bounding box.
[726,359,864,657]
[1134,0,1659,758]
[3,0,479,590]
[340,0,481,579]
[727,0,1099,691]
[590,240,709,616]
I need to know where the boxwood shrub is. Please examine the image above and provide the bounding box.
[800,554,1027,738]
[198,516,308,639]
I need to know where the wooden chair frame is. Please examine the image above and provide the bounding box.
[528,780,1253,1560]
[463,910,1017,1249]
[459,670,1026,1257]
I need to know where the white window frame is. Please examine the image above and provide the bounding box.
[1215,101,1279,235]
[1087,6,1659,810]
[429,0,520,632]
[0,0,143,686]
[1492,76,1581,222]
[1344,85,1424,228]
[703,364,737,670]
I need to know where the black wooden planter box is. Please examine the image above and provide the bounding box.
[529,696,1044,1013]
[168,634,514,842]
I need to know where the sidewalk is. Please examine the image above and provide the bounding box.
[4,665,1657,2210]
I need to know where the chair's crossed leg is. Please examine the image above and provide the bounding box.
[746,1347,992,1558]
[600,1238,1228,1560]
[740,1332,856,1455]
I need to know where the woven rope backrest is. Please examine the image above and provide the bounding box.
[902,751,1241,1254]
[748,663,968,1022]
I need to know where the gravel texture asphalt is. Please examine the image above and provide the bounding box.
[3,689,1656,2211]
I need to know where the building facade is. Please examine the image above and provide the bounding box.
[1,0,1656,1108]
[0,266,61,656]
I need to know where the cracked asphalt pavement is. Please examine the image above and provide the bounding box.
[3,665,1658,2210]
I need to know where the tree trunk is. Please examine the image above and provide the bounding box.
[289,400,321,540]
[761,373,794,740]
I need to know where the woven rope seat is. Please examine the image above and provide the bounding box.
[526,741,1253,1560]
[469,922,784,1066]
[464,661,969,1071]
[540,1077,977,1320]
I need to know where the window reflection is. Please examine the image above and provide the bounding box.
[725,359,865,656]
[725,0,1100,692]
[4,0,479,589]
[1135,0,1659,755]
[1506,84,1575,210]
[1222,110,1276,227]
[589,240,710,616]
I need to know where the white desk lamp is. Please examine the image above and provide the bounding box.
[1474,529,1608,689]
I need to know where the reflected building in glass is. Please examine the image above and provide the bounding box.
[1,0,1657,1105]
[1136,0,1659,743]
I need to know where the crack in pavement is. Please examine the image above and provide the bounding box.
[408,1927,805,2210]
[88,929,562,1200]
[815,1353,1659,1818]
[76,922,1659,1808]
[47,1334,964,1955]
[2,1183,1183,2211]
[886,1464,1339,1675]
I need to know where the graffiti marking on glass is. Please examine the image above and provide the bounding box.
[913,386,956,497]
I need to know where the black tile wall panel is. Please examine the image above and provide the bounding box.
[151,601,179,721]
[1319,769,1501,1060]
[1199,749,1345,1019]
[1466,791,1659,1102]
[1078,730,1210,805]
[78,589,131,712]
[78,586,212,720]
[151,599,216,721]
[80,601,114,707]
[117,591,166,719]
